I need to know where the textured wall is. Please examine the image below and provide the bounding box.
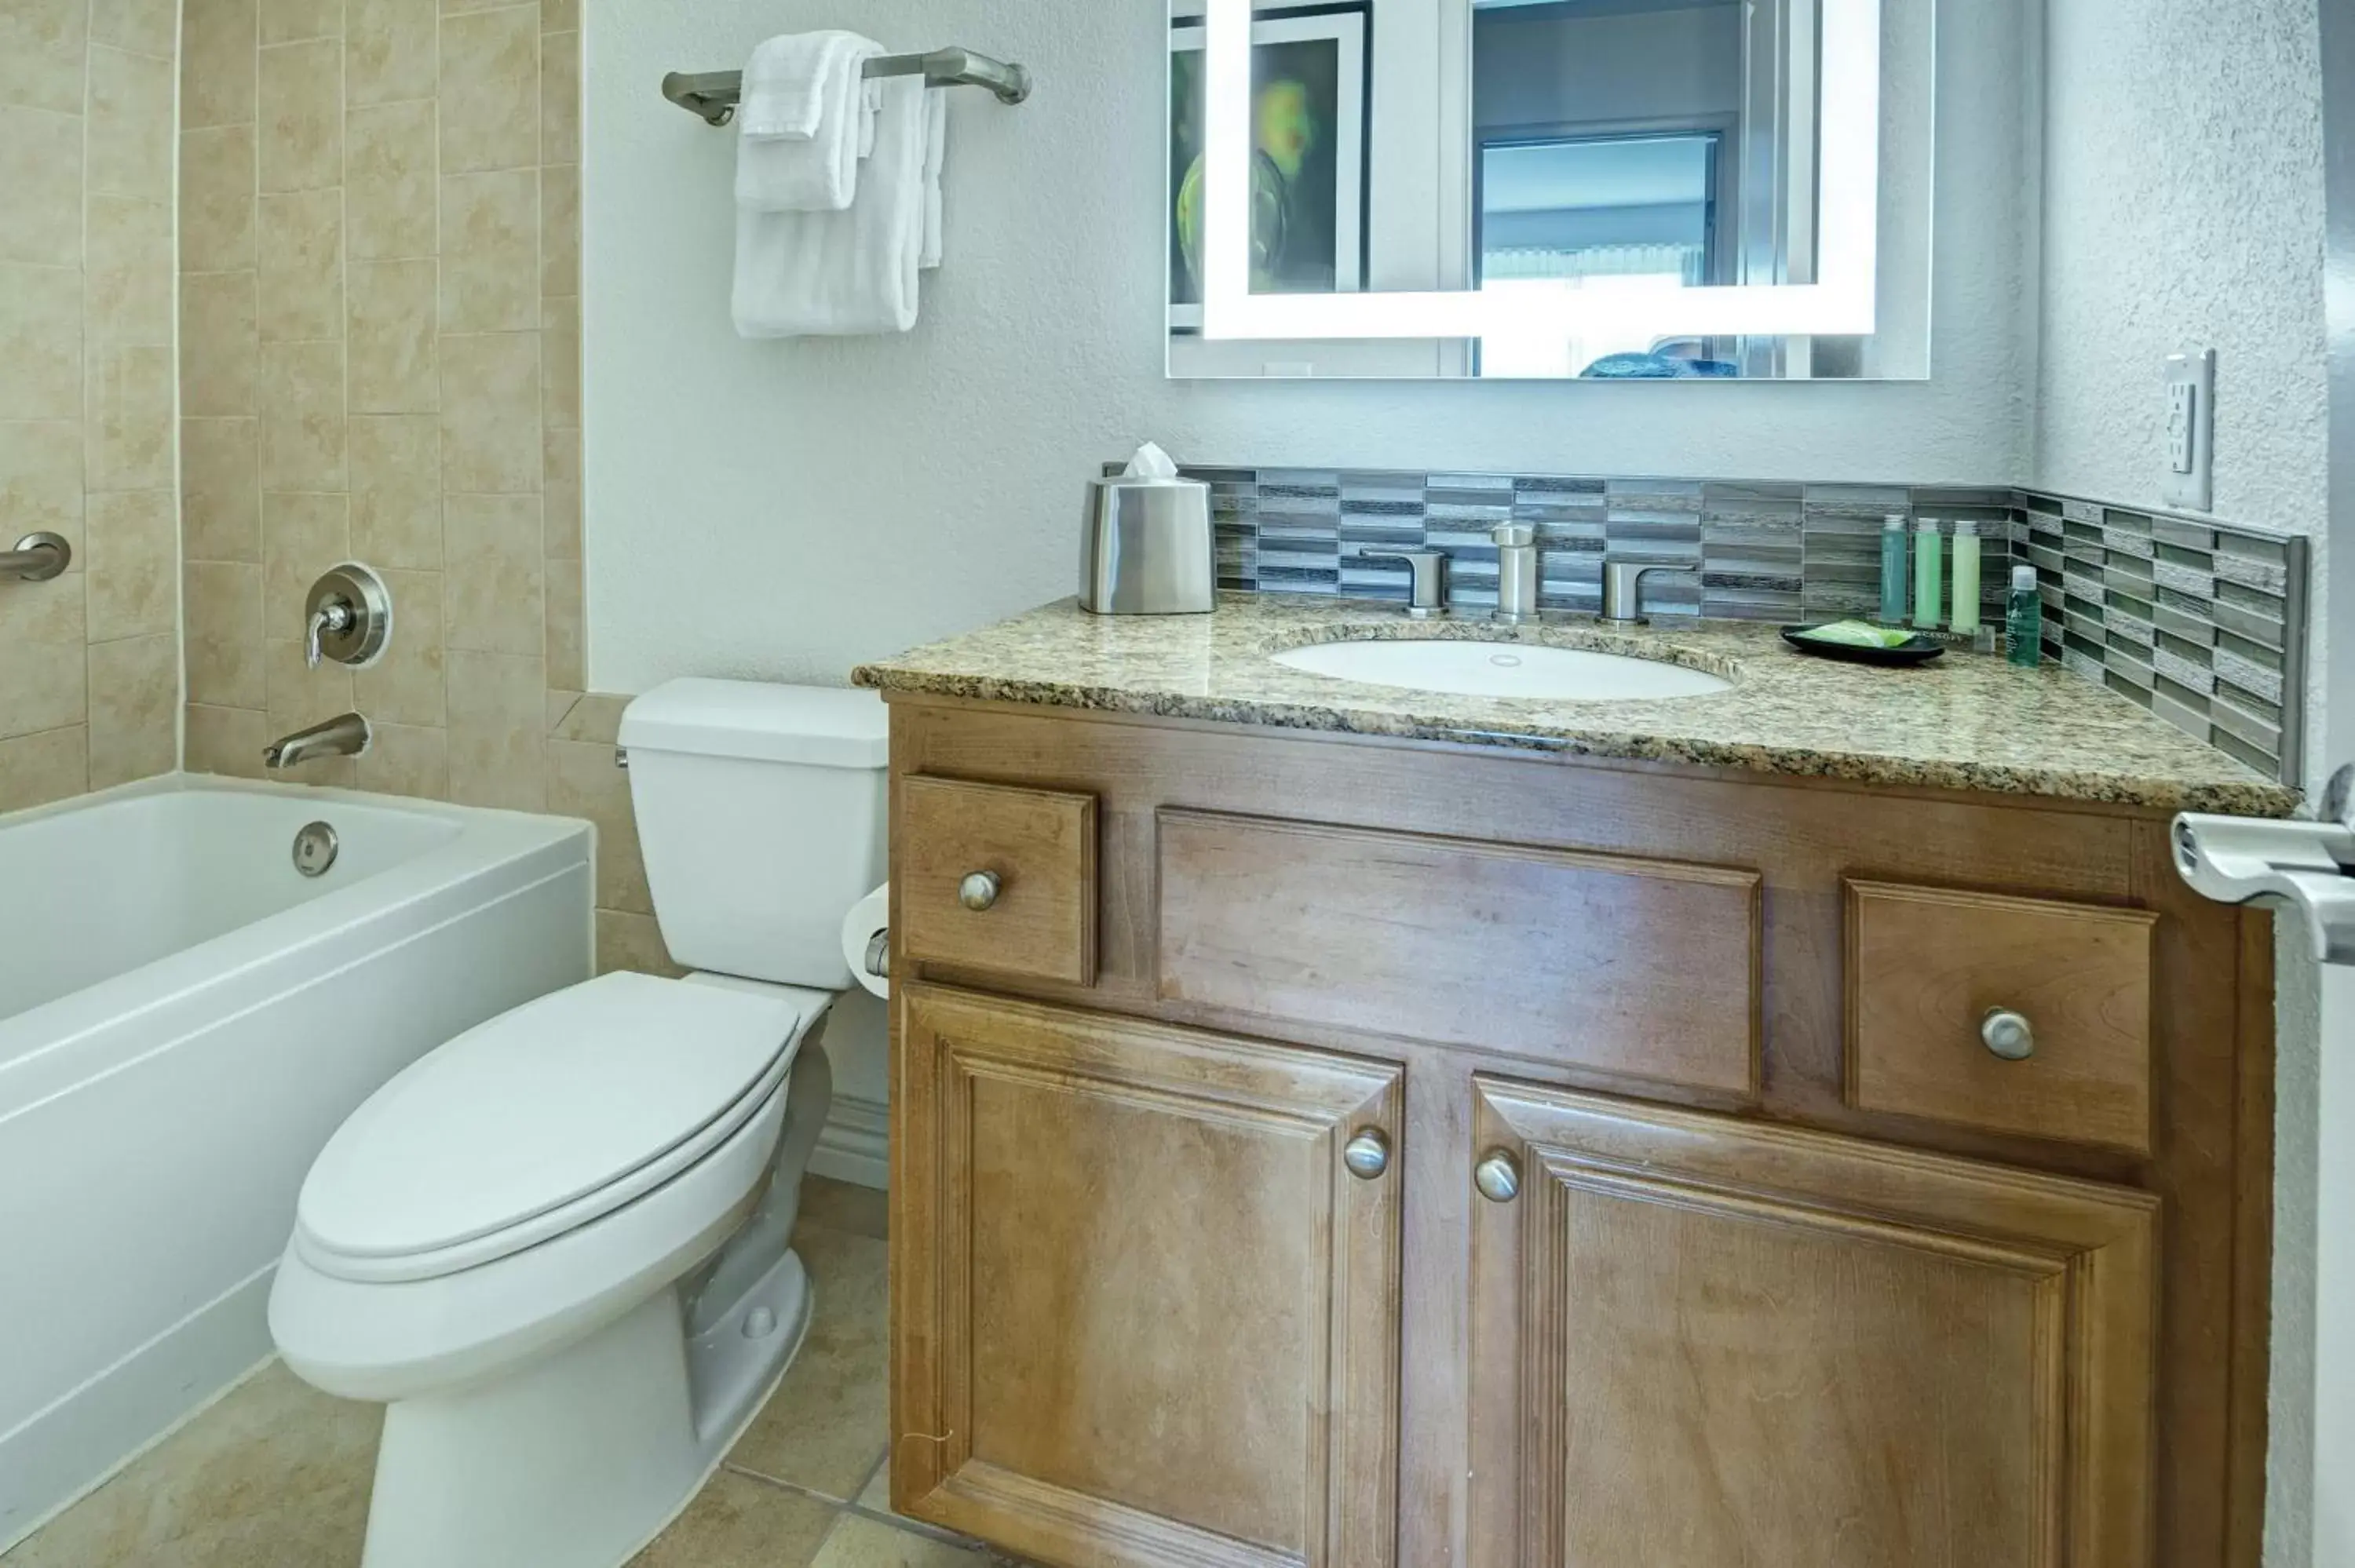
[0,0,183,812]
[581,0,2039,693]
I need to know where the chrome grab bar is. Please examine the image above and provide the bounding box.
[0,532,70,583]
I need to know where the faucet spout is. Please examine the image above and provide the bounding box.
[265,712,372,771]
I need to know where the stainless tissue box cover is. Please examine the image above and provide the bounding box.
[1079,477,1215,614]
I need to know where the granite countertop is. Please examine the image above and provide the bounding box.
[853,595,2300,816]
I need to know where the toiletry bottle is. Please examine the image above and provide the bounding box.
[1950,520,1982,637]
[1912,519,1944,631]
[2006,564,2043,667]
[1878,515,1909,625]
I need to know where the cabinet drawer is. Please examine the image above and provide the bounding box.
[1157,810,1761,1096]
[1846,880,2156,1153]
[900,776,1097,986]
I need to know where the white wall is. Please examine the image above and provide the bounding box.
[582,0,2035,693]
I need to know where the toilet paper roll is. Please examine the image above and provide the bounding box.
[840,885,890,999]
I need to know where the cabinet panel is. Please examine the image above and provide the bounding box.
[1466,1078,2158,1568]
[893,983,1404,1568]
[900,775,1098,986]
[1157,809,1760,1096]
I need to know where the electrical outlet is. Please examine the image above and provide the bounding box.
[2163,349,2216,512]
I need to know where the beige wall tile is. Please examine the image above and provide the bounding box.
[258,38,343,191]
[185,701,268,776]
[348,0,434,105]
[356,718,447,797]
[539,162,579,299]
[550,689,624,742]
[86,633,179,788]
[0,262,82,420]
[1,0,89,115]
[182,416,261,560]
[447,648,545,808]
[184,558,267,706]
[86,196,173,345]
[87,46,173,201]
[542,425,580,559]
[444,492,541,653]
[259,338,346,490]
[0,724,88,812]
[86,341,174,490]
[349,258,437,412]
[349,412,440,566]
[439,5,537,173]
[0,552,84,643]
[545,552,582,688]
[542,685,579,731]
[549,736,648,913]
[181,0,257,129]
[440,169,538,334]
[180,124,257,272]
[541,293,579,429]
[440,331,539,492]
[0,637,86,739]
[539,28,575,163]
[257,188,345,341]
[345,99,436,260]
[0,419,86,545]
[596,910,684,979]
[0,104,82,267]
[180,271,258,416]
[351,566,443,722]
[261,488,349,629]
[259,0,341,46]
[90,0,177,55]
[536,0,573,31]
[86,489,178,640]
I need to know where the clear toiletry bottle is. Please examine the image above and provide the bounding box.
[1950,520,1982,638]
[1878,515,1909,625]
[1912,518,1944,631]
[2006,564,2043,667]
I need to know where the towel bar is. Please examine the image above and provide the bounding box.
[663,46,1031,126]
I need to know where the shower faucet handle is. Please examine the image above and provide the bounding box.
[301,563,394,670]
[305,600,356,669]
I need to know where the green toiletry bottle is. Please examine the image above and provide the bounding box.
[1878,515,1909,625]
[1950,520,1982,637]
[1912,519,1944,630]
[2006,565,2043,667]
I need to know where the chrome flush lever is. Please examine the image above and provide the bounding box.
[2174,763,2355,965]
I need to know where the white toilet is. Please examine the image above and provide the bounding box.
[268,679,889,1568]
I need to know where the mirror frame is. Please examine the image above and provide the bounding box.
[1198,0,1886,345]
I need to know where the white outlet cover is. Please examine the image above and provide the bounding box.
[2163,349,2217,512]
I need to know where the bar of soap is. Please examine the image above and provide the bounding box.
[1795,621,1916,650]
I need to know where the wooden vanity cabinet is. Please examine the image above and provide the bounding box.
[884,697,2276,1568]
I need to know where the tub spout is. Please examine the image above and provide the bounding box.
[265,712,372,770]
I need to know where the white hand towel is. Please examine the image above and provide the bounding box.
[732,75,929,337]
[919,89,947,270]
[734,31,880,213]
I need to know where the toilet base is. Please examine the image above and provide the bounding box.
[357,1248,814,1568]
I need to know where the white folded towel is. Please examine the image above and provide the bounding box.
[732,75,929,337]
[919,88,947,271]
[734,31,881,213]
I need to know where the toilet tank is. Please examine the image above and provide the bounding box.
[616,680,889,988]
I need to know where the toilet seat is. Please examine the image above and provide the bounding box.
[294,973,822,1285]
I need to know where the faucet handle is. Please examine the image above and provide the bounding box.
[305,599,354,669]
[1364,549,1451,619]
[1600,560,1698,628]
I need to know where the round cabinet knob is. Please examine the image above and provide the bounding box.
[958,871,1001,911]
[1474,1149,1522,1205]
[1342,1129,1391,1181]
[1981,1008,2036,1062]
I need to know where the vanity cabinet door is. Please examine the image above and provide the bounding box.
[892,983,1405,1568]
[1464,1076,2160,1568]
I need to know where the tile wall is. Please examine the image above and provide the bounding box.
[0,0,184,813]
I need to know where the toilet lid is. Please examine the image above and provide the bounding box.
[295,973,814,1274]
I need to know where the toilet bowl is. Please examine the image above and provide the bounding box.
[268,680,890,1568]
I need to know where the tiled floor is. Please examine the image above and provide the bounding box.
[4,1180,1020,1568]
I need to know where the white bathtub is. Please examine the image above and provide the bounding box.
[0,775,593,1549]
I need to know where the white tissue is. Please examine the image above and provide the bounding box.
[1123,442,1183,481]
[839,885,890,999]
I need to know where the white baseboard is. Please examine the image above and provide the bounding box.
[809,1092,887,1191]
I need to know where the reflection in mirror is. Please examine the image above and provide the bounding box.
[1167,0,1939,382]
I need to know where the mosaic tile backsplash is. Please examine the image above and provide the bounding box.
[1169,466,2310,785]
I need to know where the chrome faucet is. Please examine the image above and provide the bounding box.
[1365,549,1451,618]
[1600,560,1699,628]
[265,712,372,770]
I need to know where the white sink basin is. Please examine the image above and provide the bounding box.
[1272,640,1733,702]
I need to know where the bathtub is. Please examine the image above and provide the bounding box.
[0,775,593,1549]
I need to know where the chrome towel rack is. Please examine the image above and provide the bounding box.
[663,46,1031,126]
[0,532,69,583]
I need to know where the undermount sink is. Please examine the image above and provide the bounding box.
[1272,639,1733,702]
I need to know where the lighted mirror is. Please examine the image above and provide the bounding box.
[1167,0,1937,381]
